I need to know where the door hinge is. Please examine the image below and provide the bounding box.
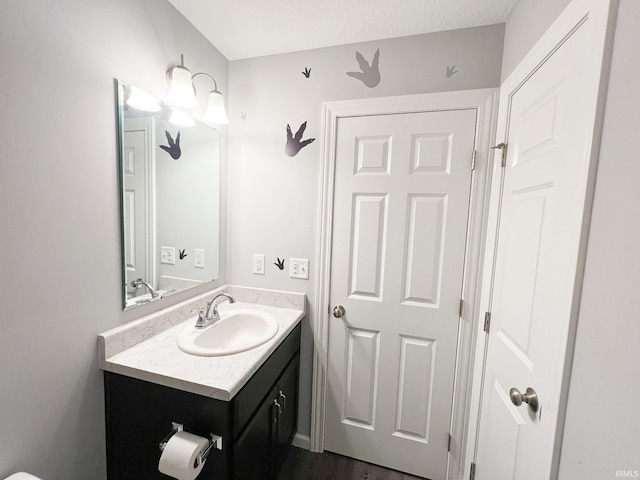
[491,142,507,167]
[471,150,477,170]
[470,462,476,480]
[483,312,491,333]
[459,299,465,319]
[447,434,452,452]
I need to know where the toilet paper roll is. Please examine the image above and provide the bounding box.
[158,431,210,480]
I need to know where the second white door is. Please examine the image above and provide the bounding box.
[325,109,477,479]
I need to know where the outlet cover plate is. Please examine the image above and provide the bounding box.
[289,258,309,279]
[160,246,175,265]
[253,254,265,275]
[194,249,205,268]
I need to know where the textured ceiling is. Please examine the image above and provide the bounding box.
[168,0,520,60]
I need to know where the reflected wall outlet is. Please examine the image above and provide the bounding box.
[253,254,265,275]
[160,246,175,265]
[194,249,205,268]
[289,258,309,279]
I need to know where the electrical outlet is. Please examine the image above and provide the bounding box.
[289,258,309,279]
[160,246,175,265]
[253,254,265,275]
[194,249,205,268]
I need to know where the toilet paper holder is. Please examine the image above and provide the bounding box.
[159,422,223,467]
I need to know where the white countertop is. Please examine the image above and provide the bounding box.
[99,287,305,401]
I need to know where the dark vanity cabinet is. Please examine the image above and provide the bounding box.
[104,324,300,480]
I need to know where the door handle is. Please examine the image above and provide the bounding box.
[509,387,540,413]
[333,305,346,318]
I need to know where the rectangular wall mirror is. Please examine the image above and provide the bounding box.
[116,80,220,310]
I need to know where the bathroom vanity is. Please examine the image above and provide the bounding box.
[99,287,305,480]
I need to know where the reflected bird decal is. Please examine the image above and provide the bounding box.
[159,130,181,160]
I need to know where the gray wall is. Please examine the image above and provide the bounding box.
[500,0,572,80]
[226,25,505,438]
[559,0,640,476]
[0,1,227,478]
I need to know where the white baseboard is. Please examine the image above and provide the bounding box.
[291,433,311,450]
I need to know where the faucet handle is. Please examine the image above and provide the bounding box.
[191,307,207,328]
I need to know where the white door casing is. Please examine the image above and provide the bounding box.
[122,117,155,298]
[311,89,499,480]
[473,0,616,478]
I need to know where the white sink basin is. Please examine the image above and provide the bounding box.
[177,308,279,356]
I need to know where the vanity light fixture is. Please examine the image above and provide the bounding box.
[126,86,161,112]
[167,54,228,125]
[166,55,198,108]
[169,109,196,127]
[202,84,229,125]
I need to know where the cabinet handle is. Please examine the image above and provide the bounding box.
[279,391,287,412]
[273,399,282,423]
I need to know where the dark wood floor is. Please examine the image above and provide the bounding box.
[277,447,427,480]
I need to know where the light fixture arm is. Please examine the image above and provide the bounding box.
[191,72,220,94]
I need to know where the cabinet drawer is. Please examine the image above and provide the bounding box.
[232,323,301,439]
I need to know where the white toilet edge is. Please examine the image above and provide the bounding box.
[5,473,43,480]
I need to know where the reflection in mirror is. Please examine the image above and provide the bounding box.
[116,80,220,310]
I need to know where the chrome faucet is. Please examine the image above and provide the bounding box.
[130,278,159,299]
[194,293,236,329]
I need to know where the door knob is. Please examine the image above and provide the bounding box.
[333,305,346,318]
[509,387,540,413]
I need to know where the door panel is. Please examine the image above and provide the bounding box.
[343,327,380,428]
[394,335,436,442]
[326,109,477,478]
[403,194,447,305]
[349,194,388,298]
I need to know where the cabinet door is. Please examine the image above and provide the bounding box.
[272,358,299,475]
[233,395,273,480]
[233,354,300,480]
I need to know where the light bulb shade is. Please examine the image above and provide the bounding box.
[203,90,228,125]
[168,109,196,127]
[167,66,198,108]
[126,87,161,112]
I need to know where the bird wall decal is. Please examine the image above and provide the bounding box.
[159,130,181,160]
[274,257,285,270]
[446,65,459,78]
[302,67,311,78]
[179,249,187,260]
[346,49,381,88]
[285,122,315,157]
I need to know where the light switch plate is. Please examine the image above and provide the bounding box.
[160,246,175,265]
[194,249,205,268]
[253,254,265,275]
[289,258,309,279]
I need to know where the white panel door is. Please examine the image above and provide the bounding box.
[475,6,608,478]
[325,109,477,479]
[123,118,153,296]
